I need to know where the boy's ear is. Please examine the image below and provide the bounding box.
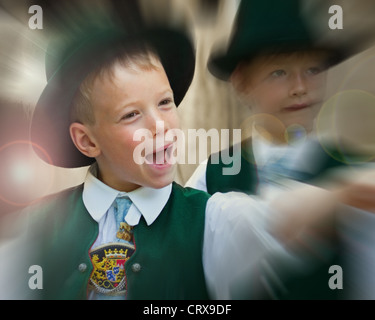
[230,64,254,108]
[69,122,101,158]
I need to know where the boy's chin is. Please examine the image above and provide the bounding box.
[146,171,176,189]
[147,179,174,189]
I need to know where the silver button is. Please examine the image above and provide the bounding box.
[131,263,141,273]
[78,263,87,273]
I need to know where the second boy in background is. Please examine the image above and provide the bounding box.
[187,0,362,299]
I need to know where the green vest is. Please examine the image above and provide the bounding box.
[206,138,357,195]
[25,182,210,300]
[206,138,258,195]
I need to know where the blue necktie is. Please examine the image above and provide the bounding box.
[113,196,133,244]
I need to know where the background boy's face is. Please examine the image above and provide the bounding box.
[85,60,180,192]
[232,51,329,137]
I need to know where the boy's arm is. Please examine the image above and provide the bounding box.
[203,191,290,300]
[203,176,375,299]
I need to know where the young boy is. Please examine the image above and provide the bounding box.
[23,22,214,300]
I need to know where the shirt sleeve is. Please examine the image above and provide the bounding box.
[184,159,208,192]
[203,191,294,299]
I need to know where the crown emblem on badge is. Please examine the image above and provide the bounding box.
[104,248,129,259]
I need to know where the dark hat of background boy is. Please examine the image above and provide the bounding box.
[31,21,195,168]
[208,0,350,81]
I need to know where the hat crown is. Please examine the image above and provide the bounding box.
[230,0,313,54]
[44,24,127,82]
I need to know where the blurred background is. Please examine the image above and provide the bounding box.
[0,0,375,216]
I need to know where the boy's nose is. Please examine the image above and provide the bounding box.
[147,111,169,137]
[290,74,308,97]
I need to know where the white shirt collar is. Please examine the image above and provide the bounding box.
[82,164,172,226]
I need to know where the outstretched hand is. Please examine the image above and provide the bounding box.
[269,170,375,246]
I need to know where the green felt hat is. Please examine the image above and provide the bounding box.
[31,22,195,168]
[208,0,349,81]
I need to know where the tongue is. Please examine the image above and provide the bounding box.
[145,149,166,164]
[154,149,165,164]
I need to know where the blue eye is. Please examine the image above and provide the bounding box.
[306,67,323,75]
[271,70,286,78]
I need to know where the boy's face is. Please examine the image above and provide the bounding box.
[83,60,180,192]
[232,51,329,138]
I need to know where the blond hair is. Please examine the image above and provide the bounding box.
[70,47,162,125]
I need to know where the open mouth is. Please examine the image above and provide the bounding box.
[145,143,174,166]
[282,103,310,112]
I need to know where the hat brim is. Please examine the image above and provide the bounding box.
[31,27,195,168]
[208,38,350,81]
